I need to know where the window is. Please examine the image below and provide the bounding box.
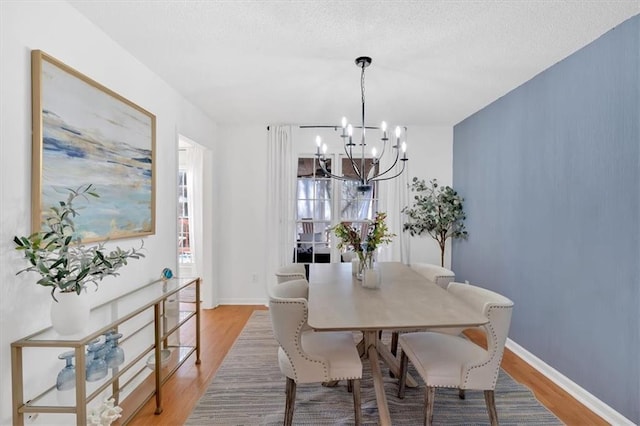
[178,170,192,264]
[294,155,378,264]
[295,157,332,264]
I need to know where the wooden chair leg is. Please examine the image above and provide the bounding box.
[390,331,399,356]
[459,388,466,399]
[347,379,353,393]
[397,351,409,398]
[284,377,296,426]
[352,378,361,426]
[424,386,435,426]
[484,389,498,426]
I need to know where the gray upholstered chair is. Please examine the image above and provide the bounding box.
[389,263,457,355]
[268,280,362,425]
[275,263,307,284]
[397,282,514,426]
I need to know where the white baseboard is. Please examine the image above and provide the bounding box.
[506,338,634,426]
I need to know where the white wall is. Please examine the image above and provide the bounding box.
[401,126,456,268]
[215,124,269,304]
[0,1,216,423]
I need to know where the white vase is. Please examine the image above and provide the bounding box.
[50,291,90,336]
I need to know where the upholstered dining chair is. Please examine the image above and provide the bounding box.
[389,263,457,356]
[268,280,362,425]
[275,263,307,284]
[397,282,514,426]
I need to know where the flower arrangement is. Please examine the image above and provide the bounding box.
[13,184,145,301]
[332,211,395,269]
[87,398,122,425]
[402,177,468,266]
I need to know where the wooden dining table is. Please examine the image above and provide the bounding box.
[307,261,488,426]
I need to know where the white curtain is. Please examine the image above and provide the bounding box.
[266,125,296,278]
[377,131,411,264]
[185,143,205,278]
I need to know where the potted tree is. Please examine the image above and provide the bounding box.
[402,178,468,267]
[13,184,145,335]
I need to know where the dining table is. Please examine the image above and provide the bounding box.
[307,261,488,426]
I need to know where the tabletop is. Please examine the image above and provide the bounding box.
[307,262,488,331]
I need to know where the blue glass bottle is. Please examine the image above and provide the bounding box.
[86,341,108,382]
[105,332,125,368]
[56,350,76,391]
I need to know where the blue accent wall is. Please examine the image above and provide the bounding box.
[452,15,639,423]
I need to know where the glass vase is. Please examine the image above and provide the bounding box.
[358,253,381,288]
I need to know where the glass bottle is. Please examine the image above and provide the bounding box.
[86,341,108,382]
[56,350,76,391]
[105,332,125,368]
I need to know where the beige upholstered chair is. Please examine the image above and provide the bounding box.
[410,263,456,289]
[275,263,307,284]
[389,263,457,355]
[397,282,514,426]
[269,280,362,425]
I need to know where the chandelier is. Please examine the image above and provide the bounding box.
[314,56,408,192]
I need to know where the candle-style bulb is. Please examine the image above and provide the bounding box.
[371,147,377,158]
[401,141,407,153]
[395,126,402,138]
[341,117,347,128]
[381,121,387,132]
[347,124,353,137]
[315,135,322,147]
[322,143,328,154]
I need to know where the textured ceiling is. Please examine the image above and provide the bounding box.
[68,1,639,126]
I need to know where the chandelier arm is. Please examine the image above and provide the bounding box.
[370,146,401,180]
[370,159,407,183]
[317,157,358,182]
[343,143,362,179]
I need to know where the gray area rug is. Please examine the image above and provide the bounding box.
[187,311,563,425]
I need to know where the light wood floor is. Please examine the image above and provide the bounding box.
[126,305,607,426]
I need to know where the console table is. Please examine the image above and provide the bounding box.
[11,277,201,426]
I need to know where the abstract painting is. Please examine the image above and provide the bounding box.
[31,50,156,242]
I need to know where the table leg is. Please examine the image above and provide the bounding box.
[366,338,392,426]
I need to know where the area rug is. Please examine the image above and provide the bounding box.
[186,311,563,425]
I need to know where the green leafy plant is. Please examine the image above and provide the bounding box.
[402,177,468,267]
[13,184,145,301]
[332,211,395,266]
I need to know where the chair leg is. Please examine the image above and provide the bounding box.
[484,389,498,426]
[424,386,435,426]
[391,331,399,356]
[459,388,466,399]
[352,378,361,426]
[284,377,296,426]
[348,379,353,393]
[397,351,409,399]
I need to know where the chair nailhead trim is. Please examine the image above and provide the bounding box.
[462,304,511,388]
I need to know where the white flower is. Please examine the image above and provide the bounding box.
[87,398,123,425]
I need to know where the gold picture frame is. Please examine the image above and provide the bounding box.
[31,50,156,242]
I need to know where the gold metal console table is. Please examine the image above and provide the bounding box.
[11,277,201,426]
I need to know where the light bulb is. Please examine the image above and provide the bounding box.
[372,147,377,158]
[315,135,322,147]
[381,121,387,132]
[395,126,402,138]
[341,117,347,128]
[347,124,353,137]
[401,141,407,152]
[322,143,328,154]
